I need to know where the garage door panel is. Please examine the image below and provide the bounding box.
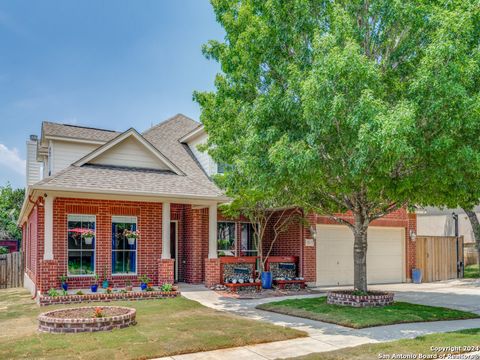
[316,225,404,286]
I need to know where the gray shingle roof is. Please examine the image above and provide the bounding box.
[143,114,222,195]
[34,114,225,200]
[42,122,120,142]
[35,164,224,198]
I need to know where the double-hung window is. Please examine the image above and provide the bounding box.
[240,223,258,256]
[67,215,96,275]
[112,216,137,274]
[217,222,236,256]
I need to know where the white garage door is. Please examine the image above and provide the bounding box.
[316,225,405,286]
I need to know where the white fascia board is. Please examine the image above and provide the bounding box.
[32,184,230,204]
[44,135,108,145]
[179,125,205,143]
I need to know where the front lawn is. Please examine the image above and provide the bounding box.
[290,328,480,360]
[464,264,480,278]
[0,288,306,359]
[257,296,478,329]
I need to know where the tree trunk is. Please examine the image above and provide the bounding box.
[352,212,369,292]
[464,209,480,267]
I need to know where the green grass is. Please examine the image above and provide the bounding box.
[0,288,306,359]
[257,296,479,329]
[464,264,480,278]
[290,328,480,360]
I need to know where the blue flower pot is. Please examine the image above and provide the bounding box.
[61,282,68,291]
[102,280,109,289]
[91,284,98,293]
[261,271,272,289]
[140,282,148,291]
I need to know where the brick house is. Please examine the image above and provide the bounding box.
[19,114,417,296]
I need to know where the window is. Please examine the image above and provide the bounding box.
[217,162,226,174]
[67,215,95,275]
[217,222,236,256]
[112,216,137,274]
[241,223,258,256]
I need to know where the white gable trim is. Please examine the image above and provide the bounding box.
[73,128,184,175]
[179,125,205,143]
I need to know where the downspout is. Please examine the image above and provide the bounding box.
[299,209,304,278]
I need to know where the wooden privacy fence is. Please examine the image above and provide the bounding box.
[416,236,463,283]
[0,251,24,289]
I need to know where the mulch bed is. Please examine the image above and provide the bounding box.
[215,287,322,299]
[47,306,129,319]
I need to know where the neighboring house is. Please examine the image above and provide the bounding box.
[19,114,417,296]
[0,240,19,253]
[417,206,479,243]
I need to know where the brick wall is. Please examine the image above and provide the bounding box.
[158,258,175,284]
[29,197,170,291]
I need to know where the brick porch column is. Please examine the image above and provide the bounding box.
[158,259,175,285]
[204,258,221,288]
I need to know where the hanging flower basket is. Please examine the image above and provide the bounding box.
[81,229,95,245]
[84,236,94,245]
[123,229,140,246]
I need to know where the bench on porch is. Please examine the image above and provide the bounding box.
[266,256,306,289]
[220,257,261,293]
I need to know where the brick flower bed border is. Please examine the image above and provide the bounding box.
[327,290,394,307]
[38,306,136,333]
[38,290,180,306]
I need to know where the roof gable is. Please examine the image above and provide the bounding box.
[73,128,183,174]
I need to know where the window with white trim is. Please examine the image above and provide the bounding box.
[217,222,236,256]
[112,216,137,274]
[240,223,258,256]
[67,215,96,275]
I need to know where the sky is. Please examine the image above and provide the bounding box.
[0,0,224,189]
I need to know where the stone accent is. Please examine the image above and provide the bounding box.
[38,289,180,306]
[327,291,394,307]
[38,306,136,333]
[158,258,175,285]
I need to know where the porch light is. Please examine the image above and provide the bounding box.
[309,226,317,241]
[409,229,417,242]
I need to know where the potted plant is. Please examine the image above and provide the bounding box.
[102,266,109,289]
[138,274,151,291]
[123,229,140,246]
[59,274,68,291]
[83,229,95,245]
[125,279,133,291]
[91,274,99,293]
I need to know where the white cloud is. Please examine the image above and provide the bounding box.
[0,144,26,175]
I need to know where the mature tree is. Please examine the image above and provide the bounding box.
[196,0,480,291]
[463,208,480,270]
[219,179,302,272]
[0,184,24,241]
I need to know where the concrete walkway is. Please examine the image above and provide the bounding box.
[155,280,480,359]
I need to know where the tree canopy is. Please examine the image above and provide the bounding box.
[196,0,480,290]
[0,184,24,241]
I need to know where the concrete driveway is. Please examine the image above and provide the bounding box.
[367,279,480,314]
[157,280,480,359]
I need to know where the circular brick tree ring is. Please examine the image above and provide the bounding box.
[38,306,136,333]
[327,290,394,307]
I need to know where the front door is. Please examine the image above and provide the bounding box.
[170,222,178,281]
